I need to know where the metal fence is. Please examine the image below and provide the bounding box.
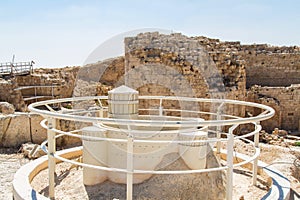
[0,61,34,76]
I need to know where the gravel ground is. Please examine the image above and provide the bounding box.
[30,152,268,200]
[0,148,29,200]
[31,163,268,200]
[2,140,300,200]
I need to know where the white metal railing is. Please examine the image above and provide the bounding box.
[15,85,60,102]
[29,96,274,126]
[28,96,274,200]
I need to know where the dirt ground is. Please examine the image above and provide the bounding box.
[30,139,300,200]
[30,156,268,200]
[2,139,300,200]
[0,148,29,200]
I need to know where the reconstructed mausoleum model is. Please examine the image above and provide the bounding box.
[13,86,280,200]
[83,85,208,185]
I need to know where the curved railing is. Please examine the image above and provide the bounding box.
[28,96,275,200]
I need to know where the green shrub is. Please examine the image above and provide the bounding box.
[294,141,300,146]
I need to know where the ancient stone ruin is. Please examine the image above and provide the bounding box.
[0,31,299,146]
[3,32,297,200]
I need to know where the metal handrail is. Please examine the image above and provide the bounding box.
[28,95,275,127]
[29,95,274,200]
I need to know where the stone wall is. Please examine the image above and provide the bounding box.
[185,35,300,132]
[76,32,299,132]
[0,80,26,112]
[247,84,300,132]
[15,74,62,98]
[18,66,79,98]
[192,36,300,88]
[74,57,124,97]
[0,32,299,148]
[124,32,246,118]
[242,53,300,88]
[0,67,79,111]
[0,113,46,147]
[124,32,246,98]
[0,112,85,148]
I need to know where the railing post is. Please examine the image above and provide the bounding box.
[96,99,103,118]
[52,85,54,97]
[216,110,221,158]
[10,62,13,76]
[252,122,260,186]
[126,131,133,200]
[216,102,224,158]
[226,124,237,200]
[47,118,56,199]
[159,98,163,116]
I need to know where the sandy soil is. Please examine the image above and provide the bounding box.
[0,148,29,200]
[31,161,270,200]
[30,140,285,200]
[3,139,300,200]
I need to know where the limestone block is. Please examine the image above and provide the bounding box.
[0,113,31,147]
[0,102,15,114]
[30,114,47,144]
[21,142,46,159]
[0,115,11,145]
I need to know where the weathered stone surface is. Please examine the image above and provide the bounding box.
[30,114,47,144]
[0,67,79,112]
[0,80,26,112]
[0,113,31,147]
[21,142,46,159]
[272,128,288,137]
[0,102,15,114]
[247,84,300,132]
[0,32,299,142]
[80,152,226,200]
[0,112,85,148]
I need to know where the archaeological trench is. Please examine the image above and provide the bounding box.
[0,32,300,199]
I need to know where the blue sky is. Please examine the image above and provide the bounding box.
[0,0,299,68]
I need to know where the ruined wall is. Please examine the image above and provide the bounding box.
[242,52,300,88]
[192,36,300,132]
[193,37,300,88]
[17,66,79,98]
[0,113,46,147]
[0,79,26,111]
[81,32,299,130]
[125,32,246,98]
[0,67,79,111]
[74,57,124,97]
[247,85,300,132]
[14,74,62,99]
[124,32,246,118]
[0,32,299,141]
[0,112,85,147]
